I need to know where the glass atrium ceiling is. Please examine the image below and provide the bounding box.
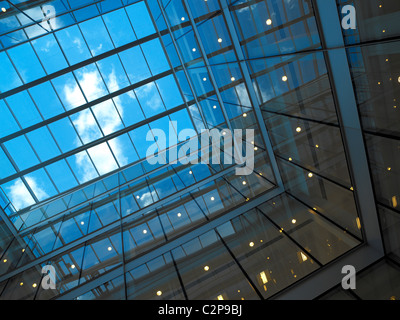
[0,0,398,300]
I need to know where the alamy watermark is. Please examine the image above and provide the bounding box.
[341,5,357,30]
[145,122,255,176]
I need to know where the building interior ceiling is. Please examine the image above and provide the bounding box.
[0,0,399,300]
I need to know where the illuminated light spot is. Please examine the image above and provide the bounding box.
[136,195,140,199]
[222,131,226,136]
[1,8,6,12]
[143,229,147,234]
[242,181,247,185]
[388,167,392,171]
[20,282,24,286]
[308,172,313,178]
[390,296,396,300]
[192,48,196,52]
[260,271,268,284]
[177,213,182,217]
[32,283,37,288]
[203,77,207,82]
[181,17,185,21]
[289,157,293,161]
[21,249,25,253]
[213,105,217,109]
[81,221,84,225]
[259,172,263,176]
[350,187,354,191]
[217,295,224,300]
[71,264,75,269]
[296,127,302,133]
[3,259,7,263]
[249,242,255,247]
[231,76,235,82]
[382,30,386,33]
[251,141,254,145]
[217,38,222,43]
[398,76,400,83]
[108,247,112,251]
[300,252,308,262]
[266,19,272,25]
[243,113,247,118]
[211,197,215,201]
[189,170,193,174]
[246,198,250,202]
[315,144,319,148]
[378,82,381,85]
[356,217,362,230]
[392,196,398,208]
[292,219,297,224]
[282,75,288,82]
[204,266,210,271]
[157,291,162,296]
[254,147,258,151]
[386,58,389,62]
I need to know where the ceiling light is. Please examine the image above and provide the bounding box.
[204,266,210,271]
[282,75,288,82]
[71,264,76,269]
[217,38,222,43]
[108,247,112,251]
[243,113,247,117]
[203,77,207,81]
[211,197,215,201]
[213,105,217,109]
[217,295,224,300]
[260,271,268,284]
[292,219,297,224]
[177,213,182,217]
[242,181,247,185]
[189,170,193,174]
[254,147,258,151]
[289,157,293,161]
[296,127,302,133]
[249,242,254,247]
[300,252,308,262]
[181,17,185,21]
[3,259,7,263]
[20,282,23,286]
[308,172,313,178]
[157,291,162,296]
[143,229,147,234]
[32,283,37,288]
[1,8,6,12]
[231,76,235,81]
[192,48,196,52]
[136,195,140,199]
[266,19,272,25]
[81,221,84,225]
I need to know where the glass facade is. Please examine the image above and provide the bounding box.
[0,0,398,300]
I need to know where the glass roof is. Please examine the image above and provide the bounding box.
[2,0,396,301]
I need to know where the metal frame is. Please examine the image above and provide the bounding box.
[56,187,282,300]
[272,0,385,299]
[219,0,283,189]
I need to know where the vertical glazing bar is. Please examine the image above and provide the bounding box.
[312,0,384,254]
[219,0,284,188]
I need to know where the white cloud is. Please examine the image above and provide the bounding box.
[7,178,48,210]
[135,83,164,112]
[64,68,128,182]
